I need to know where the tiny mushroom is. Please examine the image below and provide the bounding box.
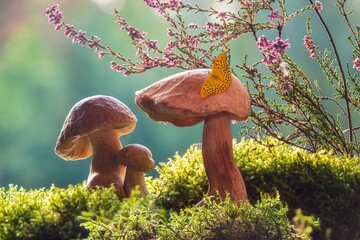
[54,95,137,199]
[116,144,155,197]
[135,69,251,204]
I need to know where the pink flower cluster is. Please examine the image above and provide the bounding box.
[239,0,272,9]
[303,36,317,59]
[205,22,225,41]
[216,11,228,21]
[188,23,198,29]
[46,5,103,58]
[257,35,290,66]
[353,58,360,71]
[114,6,197,74]
[127,26,146,41]
[110,61,125,73]
[269,9,280,21]
[46,5,63,28]
[315,1,323,13]
[116,14,162,56]
[115,14,149,44]
[143,0,183,15]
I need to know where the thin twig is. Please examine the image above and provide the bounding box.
[308,0,353,144]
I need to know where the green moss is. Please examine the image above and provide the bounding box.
[0,184,121,239]
[149,137,360,239]
[0,185,302,239]
[1,137,358,239]
[147,146,207,210]
[82,190,163,240]
[160,193,307,240]
[235,138,360,240]
[82,192,308,240]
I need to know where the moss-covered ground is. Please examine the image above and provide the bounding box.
[1,138,359,239]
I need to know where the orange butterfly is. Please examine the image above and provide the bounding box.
[200,53,232,99]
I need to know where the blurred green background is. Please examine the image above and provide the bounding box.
[0,0,358,189]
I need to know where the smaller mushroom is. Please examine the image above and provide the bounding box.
[54,95,137,199]
[116,144,155,197]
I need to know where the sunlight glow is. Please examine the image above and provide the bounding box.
[91,0,125,14]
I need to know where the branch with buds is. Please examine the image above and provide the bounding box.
[46,0,359,156]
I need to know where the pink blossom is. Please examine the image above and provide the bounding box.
[143,56,161,68]
[110,61,123,72]
[136,47,146,59]
[123,71,131,77]
[63,24,76,39]
[205,23,225,41]
[257,35,269,49]
[72,30,87,45]
[88,35,101,52]
[269,9,280,21]
[116,16,126,30]
[205,22,214,30]
[187,36,200,48]
[315,1,323,13]
[164,41,176,53]
[156,6,166,15]
[168,59,181,67]
[161,54,180,67]
[188,23,198,29]
[167,28,174,37]
[143,0,157,8]
[46,4,63,29]
[303,35,317,58]
[98,52,105,60]
[110,61,133,76]
[273,37,290,56]
[145,40,158,52]
[46,4,106,52]
[353,58,360,71]
[150,0,183,15]
[257,35,290,66]
[217,11,227,21]
[127,26,145,41]
[168,0,183,11]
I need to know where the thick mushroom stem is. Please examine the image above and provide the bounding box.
[124,169,149,197]
[86,129,126,199]
[202,112,248,203]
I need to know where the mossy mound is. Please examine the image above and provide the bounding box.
[149,137,360,239]
[1,137,358,239]
[84,192,310,240]
[0,185,306,239]
[0,184,121,239]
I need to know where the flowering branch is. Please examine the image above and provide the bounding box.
[307,0,354,143]
[46,0,359,156]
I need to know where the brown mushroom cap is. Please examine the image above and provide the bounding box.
[135,69,250,127]
[55,95,137,160]
[117,144,155,172]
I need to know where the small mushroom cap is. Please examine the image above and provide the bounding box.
[117,144,155,172]
[55,95,137,160]
[135,69,250,127]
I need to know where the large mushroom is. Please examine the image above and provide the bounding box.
[135,69,251,204]
[116,144,155,197]
[54,95,137,199]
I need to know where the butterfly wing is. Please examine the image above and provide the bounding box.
[200,53,232,99]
